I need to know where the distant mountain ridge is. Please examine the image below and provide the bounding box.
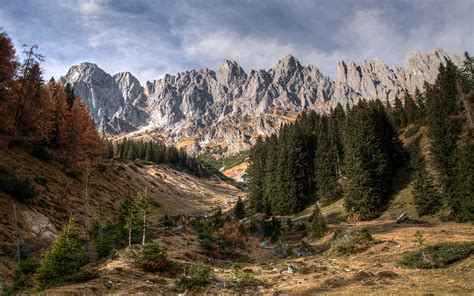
[60,49,463,154]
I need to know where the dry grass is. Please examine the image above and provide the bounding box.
[42,220,474,295]
[0,149,243,284]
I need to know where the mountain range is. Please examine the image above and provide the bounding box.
[60,49,463,155]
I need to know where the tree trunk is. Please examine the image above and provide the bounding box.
[142,214,146,245]
[128,228,132,247]
[84,170,90,254]
[13,202,20,263]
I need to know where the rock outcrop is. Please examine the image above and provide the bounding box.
[60,49,463,154]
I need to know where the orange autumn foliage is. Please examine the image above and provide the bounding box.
[0,30,103,169]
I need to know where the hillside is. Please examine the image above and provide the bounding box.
[0,149,244,284]
[41,220,474,295]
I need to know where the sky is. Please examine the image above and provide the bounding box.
[1,0,473,83]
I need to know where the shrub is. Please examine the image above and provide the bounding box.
[399,241,474,269]
[34,177,48,185]
[331,229,374,256]
[404,124,421,138]
[65,170,81,179]
[234,197,245,219]
[33,220,88,290]
[96,163,106,172]
[31,144,52,162]
[295,223,307,232]
[180,263,215,290]
[262,217,281,241]
[2,256,39,295]
[231,263,262,288]
[0,169,37,201]
[135,242,168,272]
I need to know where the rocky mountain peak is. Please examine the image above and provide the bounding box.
[272,54,303,84]
[62,49,463,154]
[216,60,246,86]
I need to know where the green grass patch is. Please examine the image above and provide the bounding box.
[404,124,422,138]
[399,241,474,269]
[199,149,249,171]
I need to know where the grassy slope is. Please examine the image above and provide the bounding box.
[0,148,244,283]
[5,124,474,294]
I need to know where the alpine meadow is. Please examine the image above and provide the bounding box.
[0,1,473,294]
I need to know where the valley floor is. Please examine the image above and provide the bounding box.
[44,220,473,295]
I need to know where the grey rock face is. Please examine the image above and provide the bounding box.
[61,49,462,154]
[60,63,148,134]
[335,49,463,103]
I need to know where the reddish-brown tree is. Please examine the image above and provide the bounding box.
[0,31,19,142]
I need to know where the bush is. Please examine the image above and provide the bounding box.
[31,144,52,162]
[135,242,168,272]
[2,256,40,295]
[65,170,81,179]
[295,223,307,232]
[331,229,374,256]
[231,263,262,288]
[234,197,245,219]
[34,177,48,185]
[399,241,474,269]
[180,263,215,290]
[33,220,88,290]
[404,124,421,138]
[0,169,37,201]
[262,217,281,241]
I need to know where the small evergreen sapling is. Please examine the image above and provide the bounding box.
[234,197,245,219]
[310,204,328,239]
[33,219,88,290]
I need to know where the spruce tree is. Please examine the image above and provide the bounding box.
[404,93,418,125]
[247,137,266,211]
[234,197,245,219]
[33,220,88,290]
[342,101,399,220]
[133,192,152,245]
[262,135,279,215]
[412,163,442,216]
[425,61,461,190]
[310,204,328,239]
[315,116,341,205]
[449,141,474,221]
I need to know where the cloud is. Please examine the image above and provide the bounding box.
[0,0,472,84]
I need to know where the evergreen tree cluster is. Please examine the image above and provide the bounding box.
[103,138,205,177]
[248,104,348,216]
[248,54,473,222]
[248,100,404,219]
[422,55,474,222]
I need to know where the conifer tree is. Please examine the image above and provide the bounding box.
[425,62,461,192]
[315,116,341,205]
[0,30,19,136]
[133,192,152,245]
[412,162,442,216]
[33,220,88,291]
[262,135,279,215]
[342,100,400,220]
[449,141,474,221]
[234,197,245,219]
[404,93,418,124]
[247,137,266,211]
[310,204,327,239]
